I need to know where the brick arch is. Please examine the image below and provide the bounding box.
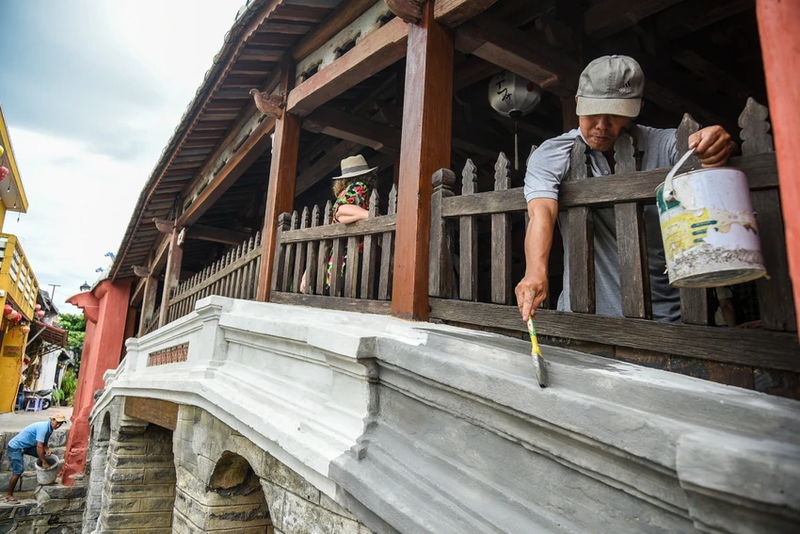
[173,450,272,532]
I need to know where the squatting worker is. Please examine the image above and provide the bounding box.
[515,55,736,322]
[4,413,66,504]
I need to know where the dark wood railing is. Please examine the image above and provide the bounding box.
[166,233,263,322]
[271,185,397,313]
[429,98,800,375]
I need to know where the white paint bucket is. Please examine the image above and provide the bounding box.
[35,454,61,485]
[655,150,766,287]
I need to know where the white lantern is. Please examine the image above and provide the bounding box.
[489,71,543,169]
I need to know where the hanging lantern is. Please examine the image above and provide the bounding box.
[35,304,41,311]
[0,166,8,182]
[20,324,30,335]
[37,310,45,319]
[3,304,12,316]
[14,314,22,323]
[488,71,543,170]
[7,310,17,320]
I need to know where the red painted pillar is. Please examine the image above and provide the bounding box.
[757,0,800,332]
[61,278,132,485]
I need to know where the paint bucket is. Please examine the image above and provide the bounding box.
[35,454,60,485]
[655,149,766,287]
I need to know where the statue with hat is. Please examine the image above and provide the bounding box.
[299,155,378,294]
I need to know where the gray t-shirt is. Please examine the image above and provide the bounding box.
[523,124,681,322]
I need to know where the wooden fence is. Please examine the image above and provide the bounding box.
[270,185,397,313]
[165,232,263,322]
[429,98,800,375]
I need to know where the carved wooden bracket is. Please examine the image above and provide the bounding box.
[132,265,151,278]
[250,89,286,118]
[153,218,173,234]
[386,0,428,24]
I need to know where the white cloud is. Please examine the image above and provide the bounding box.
[3,0,246,315]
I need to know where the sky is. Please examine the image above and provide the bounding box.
[0,0,246,314]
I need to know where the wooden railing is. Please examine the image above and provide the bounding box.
[166,233,263,322]
[141,305,161,337]
[270,185,397,313]
[429,98,800,377]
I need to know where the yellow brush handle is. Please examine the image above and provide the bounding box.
[527,316,542,356]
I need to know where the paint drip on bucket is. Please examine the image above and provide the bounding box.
[655,150,766,287]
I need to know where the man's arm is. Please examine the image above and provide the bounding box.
[515,198,559,321]
[36,441,48,466]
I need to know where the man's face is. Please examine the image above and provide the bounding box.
[51,419,64,430]
[579,114,631,152]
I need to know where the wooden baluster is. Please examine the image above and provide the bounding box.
[242,236,253,300]
[292,207,309,294]
[271,214,291,294]
[330,237,345,298]
[676,113,710,325]
[361,191,380,299]
[429,168,455,298]
[740,98,796,331]
[566,140,595,314]
[491,153,512,304]
[232,244,242,299]
[252,231,262,299]
[344,235,359,299]
[614,132,652,319]
[304,205,320,295]
[316,201,332,295]
[282,211,299,292]
[460,159,478,301]
[378,185,397,300]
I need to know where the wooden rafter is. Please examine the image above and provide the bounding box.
[583,0,684,38]
[187,224,251,246]
[303,106,401,155]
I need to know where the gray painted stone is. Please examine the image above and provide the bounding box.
[91,297,800,534]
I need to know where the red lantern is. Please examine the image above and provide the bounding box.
[3,304,11,316]
[7,310,17,320]
[0,166,8,182]
[35,304,41,311]
[14,314,22,323]
[37,310,45,319]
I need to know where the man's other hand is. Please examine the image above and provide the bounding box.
[515,271,548,321]
[688,125,735,167]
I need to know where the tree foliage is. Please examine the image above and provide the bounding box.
[57,313,86,368]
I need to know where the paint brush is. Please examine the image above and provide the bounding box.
[527,316,549,388]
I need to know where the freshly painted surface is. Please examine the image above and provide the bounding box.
[93,296,800,533]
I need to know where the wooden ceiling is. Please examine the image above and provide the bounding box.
[114,0,767,280]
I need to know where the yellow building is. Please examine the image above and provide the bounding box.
[0,103,38,413]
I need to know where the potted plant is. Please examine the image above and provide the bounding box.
[52,388,65,406]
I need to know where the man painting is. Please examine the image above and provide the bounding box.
[4,413,66,504]
[515,55,735,322]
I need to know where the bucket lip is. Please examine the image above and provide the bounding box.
[655,165,746,195]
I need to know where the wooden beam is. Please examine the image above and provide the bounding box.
[392,1,453,321]
[187,224,251,245]
[292,0,378,62]
[138,275,159,336]
[152,234,170,274]
[455,15,580,97]
[258,65,301,302]
[584,0,684,39]
[656,0,753,40]
[158,226,183,328]
[434,0,501,28]
[286,17,409,116]
[303,106,402,155]
[177,116,276,228]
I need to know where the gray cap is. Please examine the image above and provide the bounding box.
[576,55,644,118]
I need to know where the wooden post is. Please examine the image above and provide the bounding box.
[757,0,800,332]
[137,275,159,336]
[429,168,455,298]
[392,0,454,320]
[257,62,300,302]
[158,226,183,328]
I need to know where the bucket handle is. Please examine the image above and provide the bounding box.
[664,148,695,202]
